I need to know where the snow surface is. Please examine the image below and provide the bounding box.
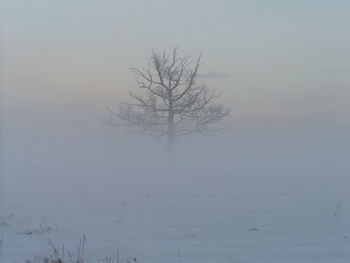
[1,153,349,263]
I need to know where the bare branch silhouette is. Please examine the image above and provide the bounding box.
[108,47,230,151]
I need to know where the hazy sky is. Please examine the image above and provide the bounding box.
[1,0,349,124]
[0,1,349,180]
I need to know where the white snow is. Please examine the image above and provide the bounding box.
[1,154,349,263]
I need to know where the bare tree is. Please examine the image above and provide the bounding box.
[107,47,230,152]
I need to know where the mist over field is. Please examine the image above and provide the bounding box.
[1,1,349,262]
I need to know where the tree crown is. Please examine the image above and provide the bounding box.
[107,48,230,140]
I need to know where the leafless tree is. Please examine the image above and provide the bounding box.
[107,47,230,152]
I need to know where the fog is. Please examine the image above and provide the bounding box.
[1,1,350,262]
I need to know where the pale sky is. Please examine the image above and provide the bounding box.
[1,0,349,125]
[0,0,349,173]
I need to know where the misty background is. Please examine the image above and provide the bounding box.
[1,0,349,226]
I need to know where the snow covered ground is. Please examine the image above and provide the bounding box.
[1,152,349,263]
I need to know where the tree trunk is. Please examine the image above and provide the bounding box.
[167,92,175,153]
[167,129,174,153]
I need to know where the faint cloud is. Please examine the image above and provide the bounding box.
[198,72,230,79]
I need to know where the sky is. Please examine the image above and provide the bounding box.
[0,0,349,200]
[1,0,349,122]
